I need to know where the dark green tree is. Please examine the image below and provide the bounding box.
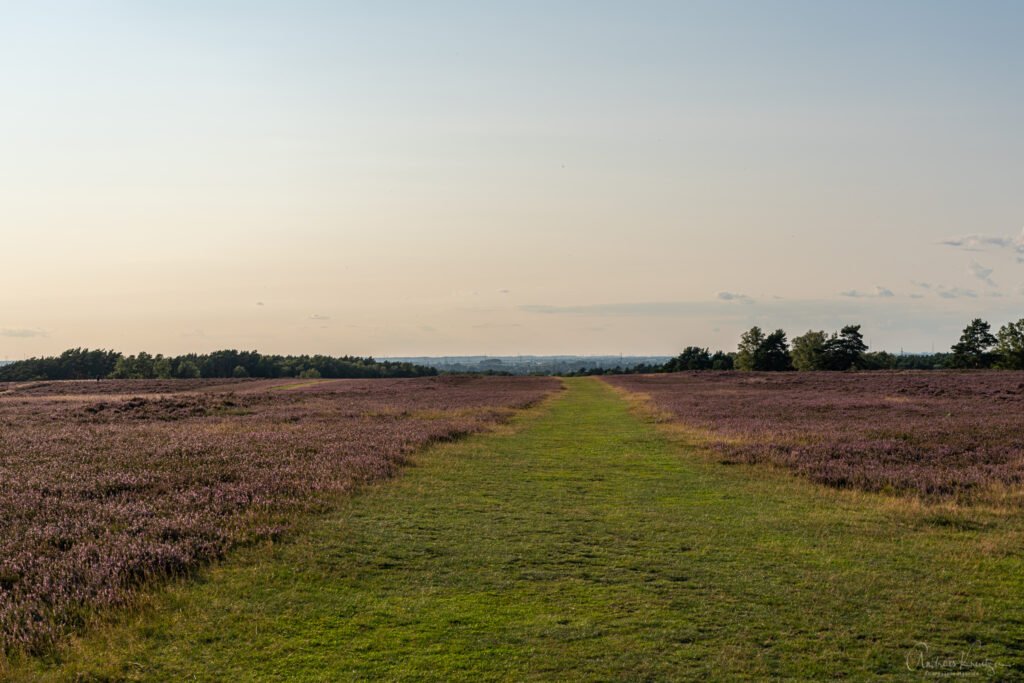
[153,355,173,379]
[791,330,827,371]
[108,352,158,379]
[710,350,734,370]
[821,325,868,370]
[665,346,713,371]
[175,360,201,378]
[735,326,765,371]
[995,319,1024,370]
[863,351,898,370]
[950,318,997,368]
[759,329,793,371]
[735,327,791,371]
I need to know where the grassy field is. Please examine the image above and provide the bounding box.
[16,378,1024,681]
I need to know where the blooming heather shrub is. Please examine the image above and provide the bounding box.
[605,372,1024,498]
[0,376,557,655]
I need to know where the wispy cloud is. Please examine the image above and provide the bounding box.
[968,261,996,287]
[912,281,983,299]
[840,286,894,298]
[522,296,890,319]
[1,328,46,338]
[521,302,705,316]
[936,287,977,299]
[940,235,1008,250]
[471,322,522,329]
[940,228,1024,256]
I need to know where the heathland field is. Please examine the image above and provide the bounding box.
[0,376,557,660]
[607,371,1024,499]
[6,375,1023,680]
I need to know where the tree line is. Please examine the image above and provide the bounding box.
[4,316,1022,381]
[0,348,437,381]
[660,325,873,372]
[657,317,1024,373]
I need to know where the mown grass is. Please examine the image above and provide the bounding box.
[15,378,1024,681]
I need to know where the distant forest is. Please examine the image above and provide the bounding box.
[3,317,1022,382]
[0,349,437,381]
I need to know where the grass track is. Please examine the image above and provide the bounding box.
[20,378,1024,680]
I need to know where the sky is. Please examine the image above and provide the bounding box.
[2,1,1023,358]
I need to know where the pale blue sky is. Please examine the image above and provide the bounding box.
[2,2,1022,357]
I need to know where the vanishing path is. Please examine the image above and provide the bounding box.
[29,378,1024,680]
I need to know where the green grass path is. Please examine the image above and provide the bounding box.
[26,378,1024,681]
